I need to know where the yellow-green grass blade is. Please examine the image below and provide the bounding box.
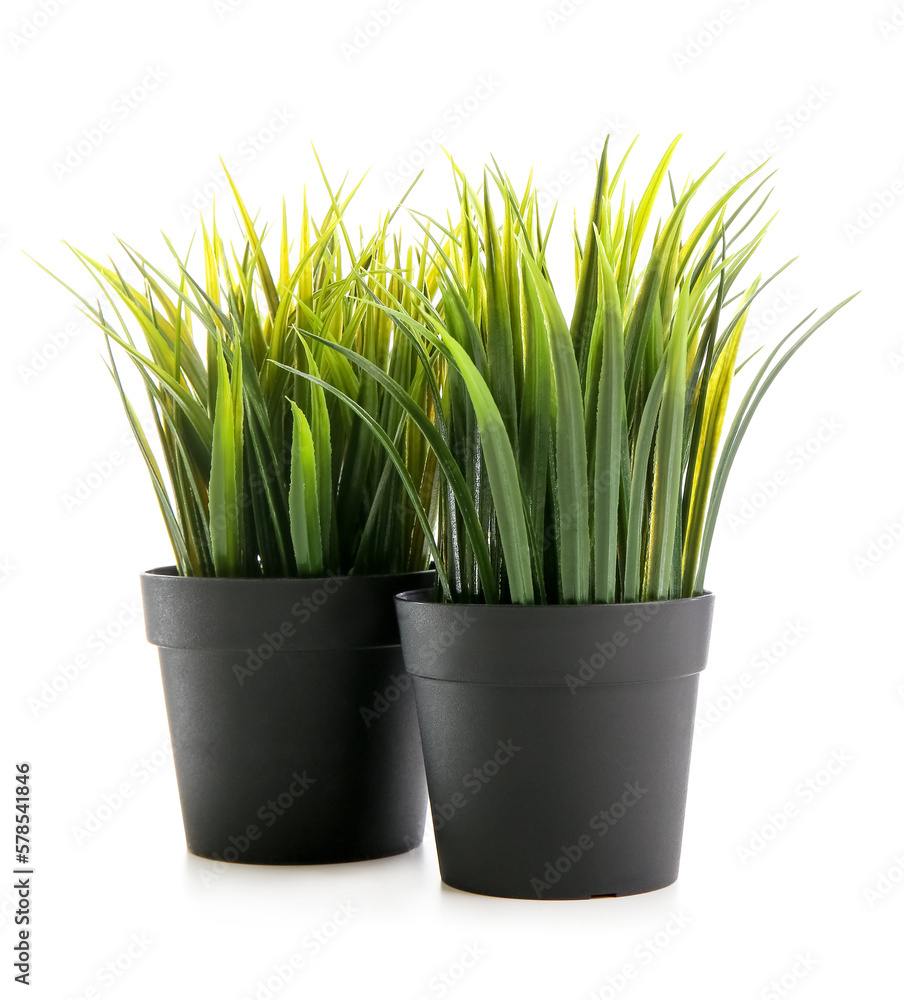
[279,199,290,294]
[677,165,769,277]
[623,158,721,419]
[69,248,208,402]
[608,135,638,197]
[681,286,748,595]
[629,135,682,275]
[571,141,609,384]
[201,215,222,314]
[616,204,634,304]
[681,265,724,536]
[85,317,213,449]
[113,244,209,399]
[688,177,775,290]
[223,164,279,318]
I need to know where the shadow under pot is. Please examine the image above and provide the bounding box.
[141,567,432,865]
[395,589,714,899]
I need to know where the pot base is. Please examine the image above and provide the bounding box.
[439,873,677,901]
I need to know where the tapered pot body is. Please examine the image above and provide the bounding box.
[141,567,432,865]
[395,590,714,899]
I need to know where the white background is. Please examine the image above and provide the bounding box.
[2,0,904,997]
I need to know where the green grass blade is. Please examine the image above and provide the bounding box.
[623,360,667,602]
[592,246,626,603]
[209,342,242,576]
[443,337,534,605]
[521,249,590,603]
[482,181,519,445]
[646,280,689,600]
[289,402,324,576]
[278,363,453,601]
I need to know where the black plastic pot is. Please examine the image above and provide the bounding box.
[141,567,432,865]
[395,590,714,899]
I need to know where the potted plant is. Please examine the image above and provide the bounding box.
[45,174,440,865]
[298,139,855,897]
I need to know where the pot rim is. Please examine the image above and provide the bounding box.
[394,588,715,686]
[395,587,713,610]
[141,567,435,652]
[144,565,435,586]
